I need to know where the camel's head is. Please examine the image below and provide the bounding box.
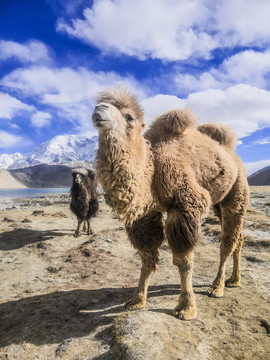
[72,168,88,185]
[92,88,145,139]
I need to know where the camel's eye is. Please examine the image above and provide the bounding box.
[125,114,134,122]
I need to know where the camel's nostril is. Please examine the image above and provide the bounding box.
[96,103,109,111]
[92,112,101,121]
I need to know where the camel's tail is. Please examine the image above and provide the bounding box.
[153,108,197,134]
[198,123,237,150]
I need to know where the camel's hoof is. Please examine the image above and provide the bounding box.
[73,233,80,238]
[172,305,197,321]
[207,286,224,298]
[225,278,240,288]
[125,297,146,311]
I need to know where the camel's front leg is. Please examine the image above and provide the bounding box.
[85,219,94,235]
[125,211,164,310]
[125,251,157,310]
[74,218,83,237]
[172,252,197,320]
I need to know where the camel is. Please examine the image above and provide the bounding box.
[92,88,249,320]
[70,168,99,237]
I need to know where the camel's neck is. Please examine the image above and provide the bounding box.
[96,132,155,224]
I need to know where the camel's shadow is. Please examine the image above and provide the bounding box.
[0,285,181,348]
[0,228,69,251]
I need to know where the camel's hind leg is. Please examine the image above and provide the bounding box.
[225,233,244,287]
[214,203,244,286]
[208,210,244,297]
[125,211,165,310]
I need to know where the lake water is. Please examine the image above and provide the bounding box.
[0,188,70,200]
[0,188,70,210]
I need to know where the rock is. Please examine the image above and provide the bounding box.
[81,249,91,257]
[245,256,264,263]
[32,210,45,216]
[21,218,32,223]
[46,266,62,273]
[2,217,14,222]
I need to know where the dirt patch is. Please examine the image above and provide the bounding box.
[0,189,269,359]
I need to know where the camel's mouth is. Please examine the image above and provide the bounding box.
[92,117,113,130]
[92,104,115,130]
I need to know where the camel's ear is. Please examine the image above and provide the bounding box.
[141,122,147,129]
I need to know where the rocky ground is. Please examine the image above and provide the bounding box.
[0,187,269,360]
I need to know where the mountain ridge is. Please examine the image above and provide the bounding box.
[248,166,270,186]
[1,134,270,186]
[0,134,98,170]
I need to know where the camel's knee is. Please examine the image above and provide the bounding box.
[172,252,193,270]
[126,211,165,253]
[166,210,201,254]
[140,251,160,272]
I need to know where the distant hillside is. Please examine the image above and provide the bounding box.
[248,166,270,185]
[9,164,74,188]
[0,170,28,189]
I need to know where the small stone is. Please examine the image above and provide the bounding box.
[32,210,45,216]
[81,249,91,257]
[3,217,14,222]
[21,218,32,223]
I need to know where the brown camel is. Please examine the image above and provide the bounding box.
[92,88,249,320]
[70,168,99,237]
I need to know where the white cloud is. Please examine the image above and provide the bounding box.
[1,65,146,132]
[245,159,270,176]
[3,62,270,140]
[0,40,51,64]
[173,49,270,94]
[0,131,24,149]
[187,85,270,138]
[217,50,270,87]
[215,0,270,47]
[1,65,143,102]
[0,92,34,119]
[142,94,186,124]
[253,137,270,145]
[31,111,52,128]
[57,0,270,61]
[57,0,216,61]
[142,85,270,139]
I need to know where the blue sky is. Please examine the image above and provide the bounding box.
[0,0,270,175]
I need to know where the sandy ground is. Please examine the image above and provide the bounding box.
[0,171,27,189]
[0,188,269,359]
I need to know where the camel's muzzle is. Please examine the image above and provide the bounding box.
[92,103,115,130]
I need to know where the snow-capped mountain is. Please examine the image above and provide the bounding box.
[0,152,23,169]
[2,135,98,170]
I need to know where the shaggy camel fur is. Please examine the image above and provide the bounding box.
[92,88,249,320]
[70,168,99,237]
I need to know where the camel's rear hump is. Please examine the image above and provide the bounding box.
[198,123,237,150]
